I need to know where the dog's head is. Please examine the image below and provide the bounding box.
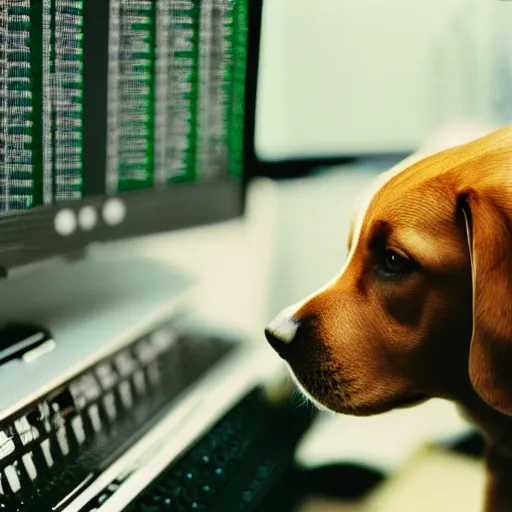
[265,126,512,418]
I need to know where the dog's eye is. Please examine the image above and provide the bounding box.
[377,249,411,277]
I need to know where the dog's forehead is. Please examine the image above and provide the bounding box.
[348,125,512,251]
[352,169,400,225]
[350,145,467,244]
[350,154,424,246]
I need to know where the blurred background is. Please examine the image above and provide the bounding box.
[255,0,512,164]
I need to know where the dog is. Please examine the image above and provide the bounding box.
[265,124,512,512]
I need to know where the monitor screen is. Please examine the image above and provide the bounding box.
[0,0,253,274]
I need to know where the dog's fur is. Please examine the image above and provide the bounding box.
[265,124,512,512]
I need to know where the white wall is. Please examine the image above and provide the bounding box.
[255,0,512,160]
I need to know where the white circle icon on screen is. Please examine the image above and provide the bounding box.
[103,198,126,226]
[54,209,77,236]
[78,206,98,231]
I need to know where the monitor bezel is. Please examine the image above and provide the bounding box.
[0,182,242,275]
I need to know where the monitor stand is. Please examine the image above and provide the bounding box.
[0,255,197,420]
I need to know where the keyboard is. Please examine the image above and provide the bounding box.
[90,387,315,512]
[0,321,236,511]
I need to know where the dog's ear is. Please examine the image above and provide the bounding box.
[460,187,512,415]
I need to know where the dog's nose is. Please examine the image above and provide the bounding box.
[265,311,299,358]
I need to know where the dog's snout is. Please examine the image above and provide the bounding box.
[265,312,300,358]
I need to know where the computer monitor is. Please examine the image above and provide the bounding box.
[0,0,261,275]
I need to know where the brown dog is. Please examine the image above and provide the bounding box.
[265,124,512,512]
